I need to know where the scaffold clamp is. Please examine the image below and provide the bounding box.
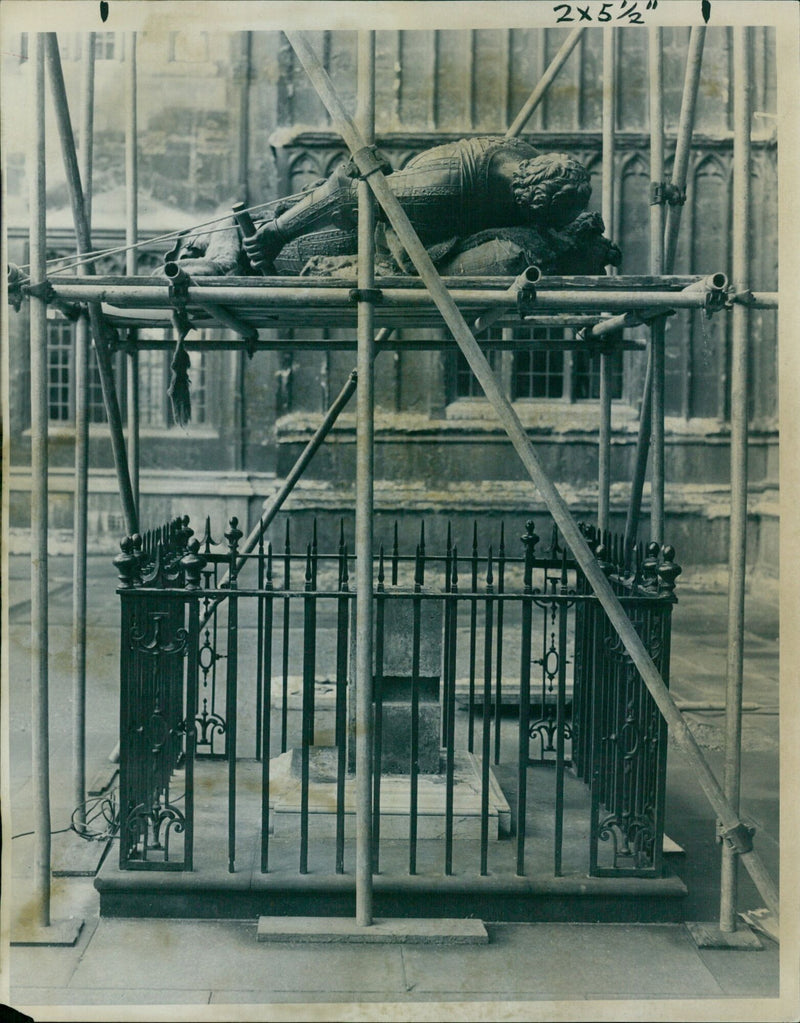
[349,288,383,305]
[721,821,756,855]
[348,145,393,181]
[24,279,82,321]
[650,181,686,206]
[517,281,537,319]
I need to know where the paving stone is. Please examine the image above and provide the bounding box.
[68,919,407,995]
[11,988,213,1006]
[697,945,780,997]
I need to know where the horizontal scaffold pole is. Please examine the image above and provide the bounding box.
[46,280,778,311]
[285,28,780,922]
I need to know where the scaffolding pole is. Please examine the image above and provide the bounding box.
[51,280,771,311]
[354,29,376,929]
[125,31,140,516]
[72,30,95,830]
[505,26,585,137]
[599,28,616,534]
[720,25,752,934]
[29,32,52,930]
[625,26,706,559]
[648,27,666,544]
[45,33,138,536]
[284,29,779,922]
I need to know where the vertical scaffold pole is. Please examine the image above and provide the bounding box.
[599,28,616,534]
[72,31,95,829]
[355,29,376,928]
[29,32,52,928]
[126,31,140,516]
[720,26,752,933]
[624,26,705,559]
[648,27,666,544]
[45,33,139,537]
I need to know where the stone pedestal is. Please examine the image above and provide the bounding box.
[348,594,444,774]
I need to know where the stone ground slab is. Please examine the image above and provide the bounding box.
[65,919,408,995]
[401,923,726,999]
[14,989,214,1006]
[257,916,488,943]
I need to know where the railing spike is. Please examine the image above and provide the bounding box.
[341,542,350,590]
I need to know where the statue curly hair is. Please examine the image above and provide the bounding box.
[512,153,592,228]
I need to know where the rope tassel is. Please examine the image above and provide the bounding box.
[168,335,192,427]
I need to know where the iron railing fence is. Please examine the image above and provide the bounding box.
[114,515,679,880]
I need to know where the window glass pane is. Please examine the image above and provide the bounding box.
[573,350,623,400]
[512,327,565,399]
[88,348,108,423]
[188,349,207,425]
[453,348,496,398]
[139,348,166,427]
[47,320,73,422]
[136,330,209,429]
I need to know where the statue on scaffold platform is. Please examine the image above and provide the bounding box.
[168,135,621,278]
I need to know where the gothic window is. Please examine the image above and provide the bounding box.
[452,325,624,404]
[454,350,497,398]
[45,320,210,429]
[138,334,209,428]
[47,320,74,422]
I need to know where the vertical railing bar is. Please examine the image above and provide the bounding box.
[468,521,478,752]
[444,546,458,876]
[225,519,242,873]
[392,520,399,587]
[409,546,422,875]
[480,547,494,876]
[516,521,537,876]
[653,603,671,875]
[442,523,452,786]
[255,533,265,761]
[299,542,314,874]
[281,520,291,753]
[494,522,506,764]
[308,522,318,745]
[335,542,350,874]
[118,592,133,867]
[184,596,199,872]
[554,551,568,876]
[260,542,273,873]
[372,545,385,873]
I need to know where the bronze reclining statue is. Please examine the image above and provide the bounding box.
[169,135,621,278]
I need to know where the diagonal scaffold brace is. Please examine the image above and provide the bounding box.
[284,29,780,923]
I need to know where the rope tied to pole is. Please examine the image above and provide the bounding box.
[166,263,193,426]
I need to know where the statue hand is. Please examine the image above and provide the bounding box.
[242,220,283,270]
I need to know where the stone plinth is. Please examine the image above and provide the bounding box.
[348,594,444,774]
[269,747,511,840]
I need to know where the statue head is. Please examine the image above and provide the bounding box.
[512,153,592,229]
